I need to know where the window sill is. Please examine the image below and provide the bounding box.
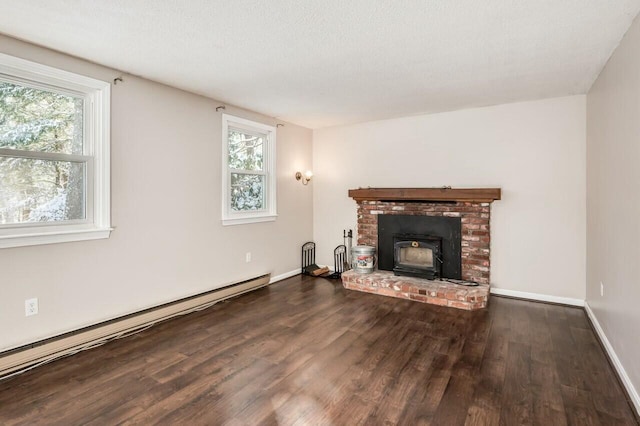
[222,214,277,226]
[0,227,113,249]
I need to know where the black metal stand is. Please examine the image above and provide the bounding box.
[300,242,347,279]
[322,245,347,279]
[301,241,318,276]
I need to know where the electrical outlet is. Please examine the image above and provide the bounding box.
[25,298,38,317]
[600,282,604,297]
[245,252,252,263]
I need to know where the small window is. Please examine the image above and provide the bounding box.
[221,114,276,225]
[0,53,111,248]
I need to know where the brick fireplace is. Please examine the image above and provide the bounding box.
[341,187,501,310]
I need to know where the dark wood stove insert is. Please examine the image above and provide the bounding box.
[379,214,462,280]
[393,234,443,279]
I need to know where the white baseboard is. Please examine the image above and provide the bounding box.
[585,302,640,415]
[490,287,584,307]
[269,269,301,284]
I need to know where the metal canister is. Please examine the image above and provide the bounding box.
[351,245,376,274]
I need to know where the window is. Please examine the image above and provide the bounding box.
[221,114,276,225]
[0,53,111,248]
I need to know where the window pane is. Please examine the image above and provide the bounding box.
[0,81,84,155]
[0,156,85,224]
[230,173,264,211]
[228,129,264,171]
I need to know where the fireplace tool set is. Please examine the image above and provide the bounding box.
[301,230,353,279]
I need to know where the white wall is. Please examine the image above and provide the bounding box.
[313,96,586,301]
[587,12,640,408]
[0,35,313,351]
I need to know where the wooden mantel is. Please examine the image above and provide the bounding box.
[348,187,501,203]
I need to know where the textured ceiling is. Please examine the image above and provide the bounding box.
[0,1,639,128]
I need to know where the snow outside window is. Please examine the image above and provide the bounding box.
[221,114,276,226]
[0,53,111,248]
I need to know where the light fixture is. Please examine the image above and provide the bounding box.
[295,170,313,185]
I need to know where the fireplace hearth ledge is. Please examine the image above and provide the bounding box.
[341,270,489,310]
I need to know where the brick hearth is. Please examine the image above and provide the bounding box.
[342,270,489,310]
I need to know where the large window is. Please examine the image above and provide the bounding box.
[0,53,111,248]
[221,114,276,225]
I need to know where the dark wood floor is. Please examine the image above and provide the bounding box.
[0,275,637,425]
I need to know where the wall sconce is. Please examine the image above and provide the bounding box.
[295,170,313,185]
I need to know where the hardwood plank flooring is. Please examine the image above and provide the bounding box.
[0,275,637,425]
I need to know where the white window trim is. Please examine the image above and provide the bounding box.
[0,53,111,248]
[221,114,277,226]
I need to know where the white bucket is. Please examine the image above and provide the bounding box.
[351,245,376,274]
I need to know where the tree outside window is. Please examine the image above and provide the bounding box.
[0,52,111,248]
[0,81,85,224]
[221,115,276,226]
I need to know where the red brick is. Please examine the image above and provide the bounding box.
[461,217,488,224]
[427,297,449,306]
[409,294,428,303]
[445,290,459,300]
[448,301,472,310]
[462,259,490,267]
[470,230,489,237]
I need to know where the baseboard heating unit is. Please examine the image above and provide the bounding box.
[0,274,270,380]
